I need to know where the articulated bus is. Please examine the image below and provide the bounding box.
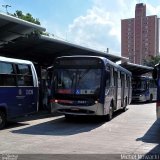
[0,56,39,129]
[132,76,157,102]
[50,56,132,120]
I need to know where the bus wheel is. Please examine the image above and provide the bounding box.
[122,98,127,112]
[0,111,6,130]
[149,94,153,103]
[65,114,73,120]
[107,106,113,121]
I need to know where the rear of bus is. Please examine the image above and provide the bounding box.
[0,57,38,129]
[50,56,106,117]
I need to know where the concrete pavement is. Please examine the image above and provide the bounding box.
[0,103,159,159]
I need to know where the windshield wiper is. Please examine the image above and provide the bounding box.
[76,69,91,88]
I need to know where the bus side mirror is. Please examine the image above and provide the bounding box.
[152,68,158,85]
[152,68,157,79]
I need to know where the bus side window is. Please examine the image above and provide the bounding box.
[113,69,118,87]
[146,81,149,89]
[124,75,126,88]
[0,62,16,86]
[120,72,125,87]
[118,71,121,87]
[106,66,110,87]
[110,67,114,86]
[126,76,130,88]
[152,68,157,79]
[16,64,33,86]
[149,80,151,88]
[153,80,157,88]
[152,68,158,86]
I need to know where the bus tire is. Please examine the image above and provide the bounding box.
[122,98,127,112]
[106,105,113,121]
[65,114,73,120]
[149,94,153,103]
[0,111,6,130]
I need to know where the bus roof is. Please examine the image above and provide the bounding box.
[0,56,33,65]
[133,75,152,79]
[55,55,132,76]
[105,57,132,75]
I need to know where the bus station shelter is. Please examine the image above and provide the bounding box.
[121,62,154,76]
[0,13,128,67]
[0,12,154,77]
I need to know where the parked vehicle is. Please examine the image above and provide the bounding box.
[50,56,132,120]
[0,56,39,129]
[132,76,157,102]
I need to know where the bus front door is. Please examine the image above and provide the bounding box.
[121,74,125,107]
[114,71,118,109]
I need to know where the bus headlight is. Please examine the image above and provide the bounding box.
[95,101,98,104]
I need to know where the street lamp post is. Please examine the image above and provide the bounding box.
[2,5,11,14]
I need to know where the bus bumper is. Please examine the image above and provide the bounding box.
[132,95,147,102]
[51,102,104,116]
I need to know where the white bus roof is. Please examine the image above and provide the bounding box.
[55,55,132,75]
[0,56,33,64]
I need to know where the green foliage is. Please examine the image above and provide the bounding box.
[13,10,41,25]
[143,55,160,67]
[12,10,50,36]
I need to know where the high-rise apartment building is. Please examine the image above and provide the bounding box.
[121,3,159,64]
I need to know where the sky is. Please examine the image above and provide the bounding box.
[0,0,160,56]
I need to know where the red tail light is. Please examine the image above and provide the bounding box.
[50,99,58,103]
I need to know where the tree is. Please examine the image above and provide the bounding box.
[13,10,40,25]
[143,55,160,67]
[13,10,49,36]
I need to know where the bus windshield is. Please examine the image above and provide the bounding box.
[54,69,101,95]
[132,79,147,90]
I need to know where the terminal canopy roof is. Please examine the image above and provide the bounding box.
[121,62,153,75]
[0,35,128,66]
[0,13,45,48]
[0,13,128,66]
